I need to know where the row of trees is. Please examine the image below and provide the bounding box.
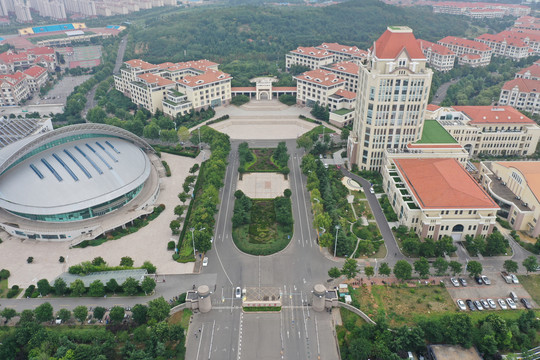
[395,226,457,258]
[465,230,509,256]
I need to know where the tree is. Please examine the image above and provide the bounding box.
[106,278,119,294]
[141,261,157,274]
[93,306,106,321]
[88,280,105,297]
[328,267,341,279]
[170,220,181,234]
[284,189,292,198]
[365,266,375,278]
[91,256,106,266]
[1,308,17,323]
[132,304,148,325]
[467,260,483,277]
[37,279,51,296]
[433,257,449,276]
[523,256,538,273]
[340,128,350,141]
[177,126,190,143]
[148,297,170,322]
[485,231,508,256]
[27,257,33,263]
[394,260,413,281]
[34,302,53,323]
[379,262,391,276]
[70,279,86,297]
[141,276,156,295]
[449,260,463,276]
[341,258,359,280]
[57,308,71,323]
[109,306,124,324]
[73,306,88,323]
[53,278,67,296]
[0,269,10,279]
[178,192,188,204]
[120,256,134,267]
[122,277,139,296]
[86,106,106,123]
[296,135,313,150]
[414,257,430,278]
[503,260,518,273]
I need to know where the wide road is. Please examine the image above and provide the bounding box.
[186,139,339,360]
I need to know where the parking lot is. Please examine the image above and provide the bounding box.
[444,272,537,311]
[26,75,91,106]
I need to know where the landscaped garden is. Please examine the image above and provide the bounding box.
[393,225,457,258]
[351,222,385,257]
[238,141,290,176]
[232,190,293,255]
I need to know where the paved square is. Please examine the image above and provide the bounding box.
[237,173,290,198]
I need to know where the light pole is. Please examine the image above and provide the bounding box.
[198,127,201,149]
[190,227,205,258]
[333,225,340,258]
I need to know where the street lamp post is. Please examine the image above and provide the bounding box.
[334,225,340,258]
[190,227,206,258]
[198,127,201,149]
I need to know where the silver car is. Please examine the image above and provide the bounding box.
[510,274,519,284]
[480,299,490,309]
[481,275,491,285]
[457,299,467,311]
[498,298,508,309]
[506,298,517,309]
[487,299,497,309]
[474,300,484,311]
[450,277,460,287]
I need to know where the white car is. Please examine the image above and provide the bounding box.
[450,277,460,287]
[506,298,517,309]
[235,287,241,298]
[202,257,208,267]
[369,187,375,194]
[510,274,519,284]
[498,298,508,310]
[487,299,497,309]
[456,299,466,311]
[481,275,491,285]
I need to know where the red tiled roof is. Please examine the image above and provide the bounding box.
[0,71,26,86]
[26,46,54,55]
[137,73,174,87]
[500,30,540,43]
[501,77,540,94]
[476,33,528,48]
[373,26,424,59]
[231,87,256,92]
[334,89,356,99]
[326,61,359,75]
[394,158,499,209]
[516,63,540,78]
[453,105,535,124]
[274,87,297,91]
[167,59,219,72]
[426,104,441,111]
[125,59,157,70]
[178,70,231,87]
[294,69,346,87]
[23,65,46,78]
[317,43,366,56]
[439,36,492,51]
[460,53,481,60]
[417,39,455,56]
[290,46,333,59]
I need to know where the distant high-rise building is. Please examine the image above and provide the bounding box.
[14,0,32,23]
[348,26,433,171]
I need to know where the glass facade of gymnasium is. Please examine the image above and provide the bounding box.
[10,184,144,222]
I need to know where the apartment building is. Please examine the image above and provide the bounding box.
[14,0,32,23]
[475,33,530,60]
[417,39,456,72]
[497,30,540,55]
[29,0,67,21]
[328,89,356,128]
[438,36,492,67]
[428,105,540,156]
[294,68,346,108]
[320,61,359,92]
[382,155,499,240]
[0,72,29,106]
[348,26,433,171]
[23,66,48,93]
[515,61,540,80]
[480,161,540,238]
[315,42,368,64]
[285,47,334,71]
[0,47,57,74]
[499,77,540,115]
[513,16,540,33]
[114,58,232,115]
[432,2,530,18]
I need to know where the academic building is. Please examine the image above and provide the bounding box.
[348,26,433,171]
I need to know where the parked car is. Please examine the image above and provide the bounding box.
[474,276,483,285]
[481,275,491,285]
[202,257,208,267]
[501,271,512,284]
[487,299,497,309]
[480,299,490,309]
[466,299,476,311]
[521,298,532,309]
[510,291,519,302]
[235,287,241,298]
[369,187,375,194]
[457,299,467,311]
[506,298,517,310]
[474,300,484,311]
[450,278,460,287]
[498,298,508,310]
[459,278,467,286]
[511,274,519,284]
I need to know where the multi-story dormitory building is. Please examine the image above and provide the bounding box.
[0,65,48,106]
[286,42,368,71]
[114,59,232,116]
[416,39,456,72]
[0,47,57,74]
[437,36,493,67]
[499,60,540,115]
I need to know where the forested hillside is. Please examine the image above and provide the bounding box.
[125,0,474,85]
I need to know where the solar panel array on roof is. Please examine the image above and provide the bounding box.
[0,118,41,148]
[52,153,78,181]
[63,149,91,179]
[96,141,118,162]
[41,158,62,182]
[106,140,121,154]
[75,145,103,175]
[86,143,112,169]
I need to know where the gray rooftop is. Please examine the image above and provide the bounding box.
[56,269,148,287]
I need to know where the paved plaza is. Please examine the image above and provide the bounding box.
[0,152,201,287]
[237,172,290,198]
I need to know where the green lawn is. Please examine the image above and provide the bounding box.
[246,148,280,172]
[416,120,458,144]
[333,108,354,116]
[0,279,7,298]
[518,275,540,305]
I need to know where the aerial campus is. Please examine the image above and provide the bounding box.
[2,0,540,359]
